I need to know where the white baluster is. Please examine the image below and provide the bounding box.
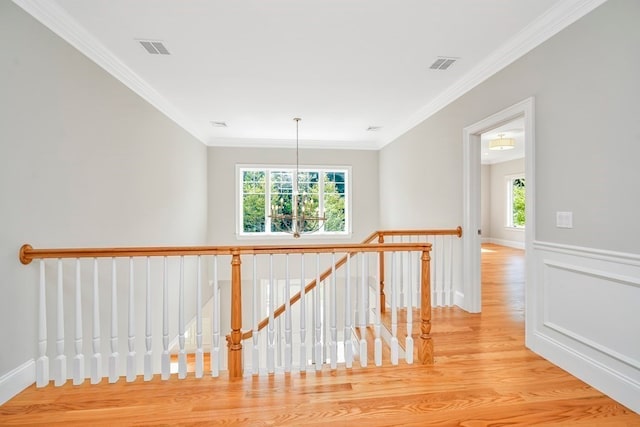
[344,254,353,368]
[406,251,414,364]
[144,257,153,381]
[178,256,187,379]
[359,253,367,367]
[36,260,49,387]
[211,256,220,377]
[284,254,292,372]
[434,236,440,307]
[314,254,322,371]
[195,256,203,378]
[399,236,405,308]
[73,259,84,385]
[374,253,382,367]
[408,238,413,310]
[252,256,259,375]
[54,259,66,387]
[161,257,170,380]
[109,258,119,383]
[91,258,102,384]
[299,255,306,372]
[126,258,136,382]
[267,255,275,374]
[447,235,454,306]
[390,252,399,365]
[330,253,337,370]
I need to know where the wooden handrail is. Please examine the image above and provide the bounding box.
[378,226,462,238]
[20,242,430,264]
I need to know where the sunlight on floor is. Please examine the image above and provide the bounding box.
[481,248,495,253]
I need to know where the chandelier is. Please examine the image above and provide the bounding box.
[269,118,326,238]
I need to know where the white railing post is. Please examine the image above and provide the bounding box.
[161,257,170,380]
[358,253,367,367]
[252,256,259,375]
[299,255,307,372]
[54,259,66,387]
[374,252,382,367]
[267,255,275,374]
[284,254,292,372]
[36,260,49,387]
[144,257,153,381]
[406,251,414,364]
[211,256,220,377]
[91,258,101,384]
[330,252,337,370]
[195,256,204,378]
[314,254,322,371]
[126,257,136,382]
[178,256,187,379]
[109,258,119,383]
[390,252,399,365]
[73,259,84,385]
[344,254,353,368]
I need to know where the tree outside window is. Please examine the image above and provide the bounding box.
[507,175,525,228]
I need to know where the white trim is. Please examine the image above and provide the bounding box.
[378,0,608,148]
[235,164,352,239]
[534,240,640,266]
[530,331,640,414]
[462,97,535,314]
[0,360,35,405]
[485,238,525,250]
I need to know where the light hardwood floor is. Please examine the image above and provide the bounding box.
[1,244,638,426]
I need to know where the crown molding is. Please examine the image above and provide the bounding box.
[12,0,208,145]
[376,0,609,149]
[208,137,378,151]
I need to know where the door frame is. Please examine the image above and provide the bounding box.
[461,97,535,313]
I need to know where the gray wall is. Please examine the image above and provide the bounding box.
[380,0,640,254]
[0,2,208,379]
[483,158,525,246]
[207,146,379,245]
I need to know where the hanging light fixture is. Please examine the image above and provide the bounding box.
[269,118,326,238]
[489,133,515,150]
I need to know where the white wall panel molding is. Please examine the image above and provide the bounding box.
[532,241,640,413]
[534,240,640,266]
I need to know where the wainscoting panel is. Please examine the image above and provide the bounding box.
[531,241,640,414]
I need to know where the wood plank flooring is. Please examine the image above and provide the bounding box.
[1,244,638,426]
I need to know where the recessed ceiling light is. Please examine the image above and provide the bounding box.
[366,126,382,131]
[211,121,228,128]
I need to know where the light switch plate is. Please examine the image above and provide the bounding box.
[556,211,573,228]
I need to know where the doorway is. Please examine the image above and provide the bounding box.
[461,97,535,316]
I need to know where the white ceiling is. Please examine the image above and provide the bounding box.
[481,117,525,165]
[15,0,604,149]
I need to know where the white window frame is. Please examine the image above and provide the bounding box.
[236,164,352,239]
[505,173,525,229]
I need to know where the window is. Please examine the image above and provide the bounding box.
[506,175,525,228]
[238,166,350,237]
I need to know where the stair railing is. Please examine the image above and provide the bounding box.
[19,240,433,384]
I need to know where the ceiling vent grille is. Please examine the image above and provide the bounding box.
[138,40,170,55]
[430,57,457,70]
[210,121,228,128]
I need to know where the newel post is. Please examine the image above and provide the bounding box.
[419,248,434,364]
[227,250,243,378]
[378,233,386,313]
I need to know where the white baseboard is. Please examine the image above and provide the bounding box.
[0,359,35,405]
[485,238,525,249]
[530,331,640,414]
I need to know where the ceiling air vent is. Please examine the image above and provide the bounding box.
[366,126,382,132]
[429,57,457,70]
[210,121,228,128]
[138,40,170,55]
